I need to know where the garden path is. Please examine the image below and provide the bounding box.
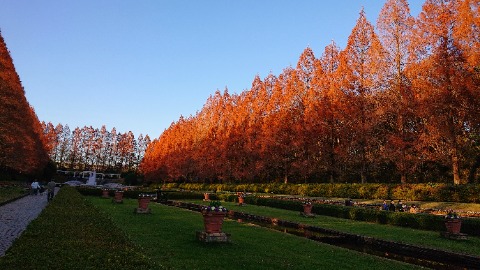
[0,189,56,257]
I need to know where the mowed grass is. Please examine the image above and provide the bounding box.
[0,187,154,270]
[89,197,421,270]
[190,200,480,257]
[0,185,27,204]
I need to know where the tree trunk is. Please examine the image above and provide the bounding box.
[468,156,480,184]
[452,150,461,185]
[400,174,407,184]
[361,171,366,184]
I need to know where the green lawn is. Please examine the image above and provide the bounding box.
[90,197,421,269]
[0,185,27,204]
[4,186,477,269]
[0,187,154,270]
[188,200,480,257]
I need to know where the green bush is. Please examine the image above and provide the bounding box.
[165,182,480,203]
[161,191,203,200]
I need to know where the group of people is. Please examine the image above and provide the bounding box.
[30,179,56,201]
[381,200,418,213]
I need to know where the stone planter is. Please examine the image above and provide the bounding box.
[303,204,313,215]
[102,189,109,198]
[202,211,226,233]
[138,197,150,210]
[301,203,315,217]
[238,196,245,205]
[445,219,462,234]
[113,191,124,203]
[203,193,210,201]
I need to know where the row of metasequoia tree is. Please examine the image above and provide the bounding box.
[141,0,480,185]
[41,122,151,173]
[0,31,50,178]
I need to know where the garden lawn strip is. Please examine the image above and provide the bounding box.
[0,186,28,205]
[190,200,480,257]
[89,197,421,270]
[0,187,155,270]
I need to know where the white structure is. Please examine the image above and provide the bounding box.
[86,171,97,186]
[56,170,121,180]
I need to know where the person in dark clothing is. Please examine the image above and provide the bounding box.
[389,200,396,211]
[397,200,404,212]
[47,179,56,202]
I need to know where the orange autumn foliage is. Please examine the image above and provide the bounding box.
[0,31,49,177]
[141,0,480,185]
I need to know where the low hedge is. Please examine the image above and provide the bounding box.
[0,186,154,270]
[142,189,480,236]
[159,182,480,203]
[243,196,480,236]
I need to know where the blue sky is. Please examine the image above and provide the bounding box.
[0,1,422,138]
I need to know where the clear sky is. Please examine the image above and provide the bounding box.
[0,1,423,138]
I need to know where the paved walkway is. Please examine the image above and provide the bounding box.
[0,190,56,257]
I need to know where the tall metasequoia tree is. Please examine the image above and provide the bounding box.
[56,124,70,169]
[241,75,268,182]
[454,0,480,182]
[454,0,480,69]
[41,121,57,158]
[412,0,478,184]
[342,9,387,183]
[306,41,345,183]
[261,67,300,183]
[377,0,419,183]
[0,31,48,176]
[225,89,254,182]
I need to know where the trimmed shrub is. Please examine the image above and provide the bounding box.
[165,182,480,203]
[248,196,480,236]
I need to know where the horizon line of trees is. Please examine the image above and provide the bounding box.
[41,122,151,174]
[141,0,479,185]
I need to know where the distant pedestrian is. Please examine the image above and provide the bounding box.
[381,200,389,211]
[397,200,404,212]
[389,200,396,211]
[47,179,56,202]
[31,180,40,195]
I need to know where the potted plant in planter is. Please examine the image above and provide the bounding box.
[301,200,315,217]
[444,210,462,234]
[102,189,110,198]
[134,193,152,214]
[201,201,228,233]
[138,194,151,209]
[237,192,245,206]
[113,190,124,203]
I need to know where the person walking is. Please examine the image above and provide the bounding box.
[47,179,56,202]
[31,180,40,195]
